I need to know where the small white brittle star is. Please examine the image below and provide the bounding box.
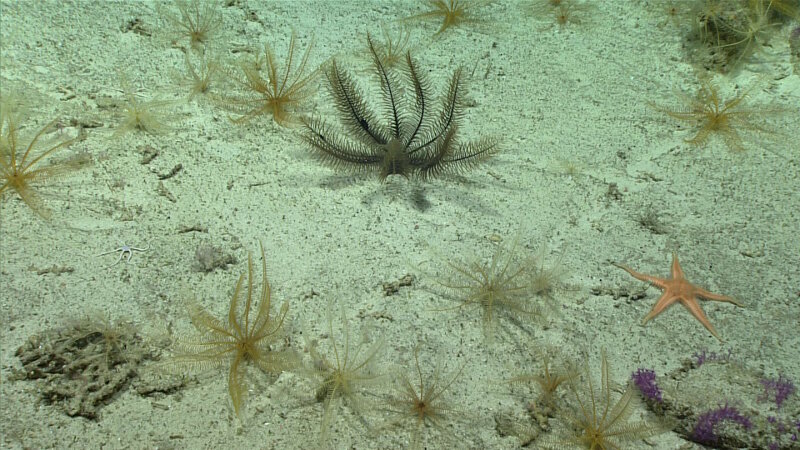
[96,242,149,268]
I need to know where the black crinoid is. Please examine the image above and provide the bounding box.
[302,33,498,184]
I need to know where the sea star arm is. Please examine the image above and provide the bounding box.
[670,253,685,278]
[694,286,743,307]
[680,298,723,341]
[641,293,675,326]
[612,262,668,289]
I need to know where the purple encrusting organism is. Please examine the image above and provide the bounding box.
[760,374,796,409]
[692,403,752,445]
[766,416,800,449]
[632,368,663,403]
[692,348,734,367]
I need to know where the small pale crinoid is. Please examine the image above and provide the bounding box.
[170,242,296,418]
[112,74,176,137]
[541,350,669,449]
[0,103,90,219]
[428,236,548,342]
[378,344,467,449]
[303,33,498,182]
[225,30,318,127]
[303,300,387,443]
[650,77,790,155]
[160,0,223,50]
[505,345,578,415]
[404,0,495,36]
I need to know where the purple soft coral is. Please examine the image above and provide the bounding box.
[692,348,734,367]
[760,374,796,409]
[632,368,663,403]
[692,403,752,445]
